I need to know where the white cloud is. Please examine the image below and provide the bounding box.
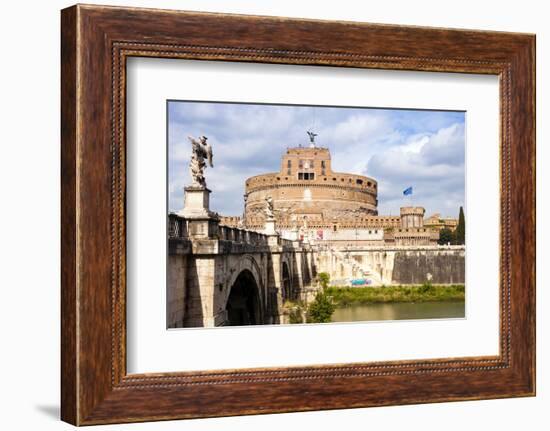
[367,123,465,217]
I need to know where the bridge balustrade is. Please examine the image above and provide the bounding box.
[170,213,303,248]
[168,213,188,239]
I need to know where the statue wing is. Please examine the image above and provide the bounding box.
[206,143,214,167]
[188,136,199,151]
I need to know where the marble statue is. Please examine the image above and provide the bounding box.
[188,135,213,187]
[264,196,275,220]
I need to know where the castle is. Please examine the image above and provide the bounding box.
[219,141,454,247]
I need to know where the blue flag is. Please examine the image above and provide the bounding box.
[403,186,413,196]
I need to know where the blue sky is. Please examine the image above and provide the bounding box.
[168,101,465,219]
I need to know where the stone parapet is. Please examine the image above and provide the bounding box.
[169,213,307,256]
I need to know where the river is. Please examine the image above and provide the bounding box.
[332,300,465,323]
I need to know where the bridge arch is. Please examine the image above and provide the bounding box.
[224,255,264,326]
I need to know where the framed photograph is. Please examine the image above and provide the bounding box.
[61,4,535,425]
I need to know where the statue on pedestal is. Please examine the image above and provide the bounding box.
[264,196,275,220]
[187,135,213,187]
[307,130,318,148]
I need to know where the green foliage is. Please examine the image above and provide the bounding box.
[307,291,336,323]
[418,281,435,294]
[282,300,305,324]
[318,272,330,289]
[438,227,456,245]
[325,284,465,306]
[288,307,304,324]
[455,206,465,245]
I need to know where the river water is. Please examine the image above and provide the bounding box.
[332,301,465,323]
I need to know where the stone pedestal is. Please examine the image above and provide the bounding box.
[180,186,213,217]
[264,218,279,246]
[179,186,219,239]
[287,227,299,241]
[267,234,280,247]
[264,218,276,235]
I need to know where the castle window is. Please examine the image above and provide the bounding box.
[332,177,336,181]
[276,177,280,180]
[298,172,315,180]
[356,179,363,185]
[333,225,338,232]
[287,160,291,168]
[321,160,325,168]
[367,181,372,187]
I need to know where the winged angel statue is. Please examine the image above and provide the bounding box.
[187,135,213,187]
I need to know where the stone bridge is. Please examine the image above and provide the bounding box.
[167,214,317,328]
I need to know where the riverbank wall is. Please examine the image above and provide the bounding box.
[391,249,465,284]
[316,245,465,285]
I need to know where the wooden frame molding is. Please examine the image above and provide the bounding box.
[61,4,535,425]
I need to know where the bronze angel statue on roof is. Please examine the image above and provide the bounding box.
[187,135,213,187]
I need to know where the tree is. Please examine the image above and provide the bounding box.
[455,206,465,245]
[307,291,335,323]
[318,272,330,290]
[438,228,455,245]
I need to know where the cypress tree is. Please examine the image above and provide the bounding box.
[455,206,465,245]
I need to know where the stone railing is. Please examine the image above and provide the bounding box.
[279,238,294,247]
[168,213,188,239]
[218,225,269,246]
[169,212,298,249]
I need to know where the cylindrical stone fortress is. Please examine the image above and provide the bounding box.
[244,147,378,228]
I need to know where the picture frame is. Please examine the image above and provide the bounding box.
[61,4,535,425]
